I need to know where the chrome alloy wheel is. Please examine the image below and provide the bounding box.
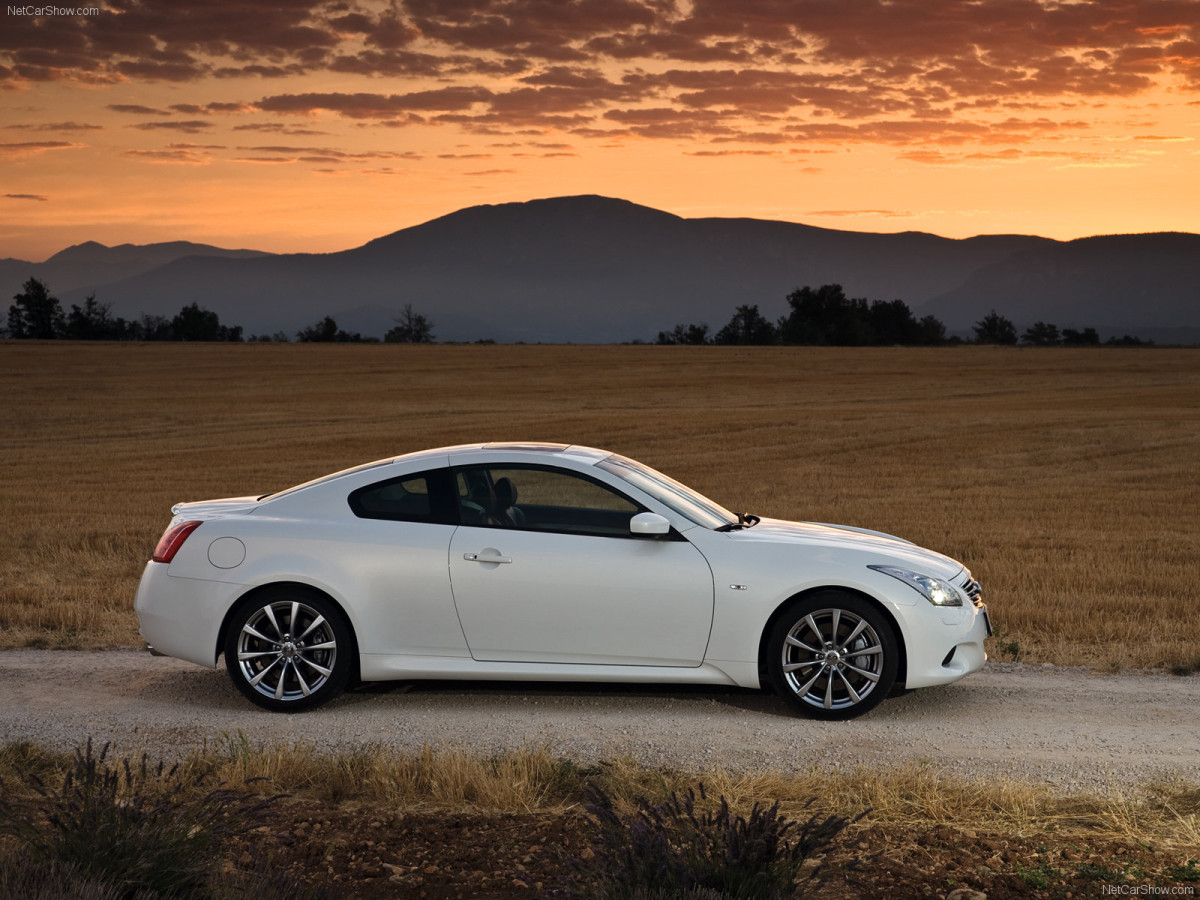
[236,599,338,703]
[780,607,885,711]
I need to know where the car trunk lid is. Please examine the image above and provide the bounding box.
[170,495,261,519]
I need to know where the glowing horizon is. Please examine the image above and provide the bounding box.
[3,0,1199,262]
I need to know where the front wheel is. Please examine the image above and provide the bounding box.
[767,592,899,720]
[224,586,353,712]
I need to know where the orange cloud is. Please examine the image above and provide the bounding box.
[0,140,82,157]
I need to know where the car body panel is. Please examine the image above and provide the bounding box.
[448,525,714,666]
[134,443,989,714]
[719,518,963,585]
[679,525,978,685]
[172,495,262,518]
[135,562,239,667]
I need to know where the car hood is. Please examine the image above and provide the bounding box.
[728,517,965,581]
[171,496,261,519]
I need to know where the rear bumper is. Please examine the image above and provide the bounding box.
[134,562,240,669]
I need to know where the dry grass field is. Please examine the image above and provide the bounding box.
[3,740,1199,897]
[2,341,1198,670]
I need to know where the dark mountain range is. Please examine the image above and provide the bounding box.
[3,196,1196,342]
[0,240,271,300]
[921,232,1200,340]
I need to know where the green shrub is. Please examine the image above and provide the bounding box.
[568,782,866,900]
[0,857,128,900]
[1166,859,1200,882]
[0,739,281,898]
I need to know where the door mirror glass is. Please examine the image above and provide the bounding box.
[630,512,670,536]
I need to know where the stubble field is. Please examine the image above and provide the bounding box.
[2,341,1198,670]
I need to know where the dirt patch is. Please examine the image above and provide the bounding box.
[248,802,1200,899]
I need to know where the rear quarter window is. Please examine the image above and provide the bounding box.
[348,470,452,523]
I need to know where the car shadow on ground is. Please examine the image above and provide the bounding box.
[348,677,787,714]
[136,657,985,722]
[135,659,795,715]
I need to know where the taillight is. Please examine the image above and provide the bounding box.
[152,521,203,563]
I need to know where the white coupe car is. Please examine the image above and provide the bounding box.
[135,443,990,719]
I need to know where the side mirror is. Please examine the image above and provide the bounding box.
[630,512,670,536]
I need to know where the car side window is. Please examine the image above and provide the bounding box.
[348,468,455,524]
[454,465,641,537]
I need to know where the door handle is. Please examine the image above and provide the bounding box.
[463,552,512,564]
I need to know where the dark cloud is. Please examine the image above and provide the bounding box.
[404,0,658,60]
[0,140,81,157]
[327,48,450,77]
[1,0,1195,151]
[232,122,332,135]
[114,56,206,82]
[124,147,213,163]
[584,30,769,64]
[684,149,778,156]
[488,80,641,115]
[897,145,1124,165]
[255,87,493,118]
[3,0,1195,95]
[807,208,912,218]
[599,105,738,139]
[5,121,102,131]
[437,110,594,131]
[130,120,215,133]
[108,104,170,115]
[228,144,422,165]
[518,65,609,87]
[5,192,50,201]
[213,63,309,78]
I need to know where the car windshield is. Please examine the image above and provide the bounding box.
[596,454,737,530]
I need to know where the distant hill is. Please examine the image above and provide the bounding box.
[919,232,1200,338]
[3,196,1196,342]
[0,241,272,301]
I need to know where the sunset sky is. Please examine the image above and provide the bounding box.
[3,0,1199,261]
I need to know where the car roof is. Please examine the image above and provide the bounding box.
[261,443,615,505]
[390,442,611,467]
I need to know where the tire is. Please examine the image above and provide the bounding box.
[224,585,354,712]
[767,591,899,720]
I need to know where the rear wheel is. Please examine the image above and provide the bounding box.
[224,586,353,712]
[767,591,898,720]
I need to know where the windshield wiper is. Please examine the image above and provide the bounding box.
[715,512,761,532]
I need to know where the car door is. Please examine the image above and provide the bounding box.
[447,463,714,666]
[340,466,466,657]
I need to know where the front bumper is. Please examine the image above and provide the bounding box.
[900,596,990,689]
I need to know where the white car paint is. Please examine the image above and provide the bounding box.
[135,442,990,718]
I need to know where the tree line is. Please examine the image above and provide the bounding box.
[2,278,435,343]
[4,278,244,342]
[657,284,1154,347]
[5,275,1153,347]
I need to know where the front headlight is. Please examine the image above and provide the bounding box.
[868,565,963,606]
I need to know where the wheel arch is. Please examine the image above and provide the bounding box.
[216,581,362,682]
[756,585,908,689]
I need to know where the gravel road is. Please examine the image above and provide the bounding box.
[2,649,1197,791]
